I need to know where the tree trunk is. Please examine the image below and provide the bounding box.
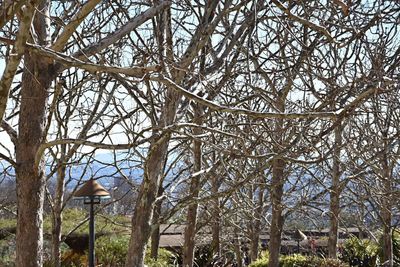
[125,91,180,267]
[250,181,264,263]
[15,2,52,266]
[16,54,53,267]
[125,140,169,266]
[150,187,164,260]
[268,158,285,267]
[381,151,393,267]
[234,235,243,267]
[382,208,393,267]
[328,124,342,258]
[125,2,220,264]
[210,174,220,261]
[51,210,63,267]
[250,230,259,263]
[182,105,203,267]
[51,164,66,267]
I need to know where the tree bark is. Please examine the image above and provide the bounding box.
[328,124,342,258]
[51,163,66,267]
[125,91,180,267]
[0,0,35,121]
[381,149,393,267]
[250,180,265,263]
[234,234,243,267]
[382,206,393,267]
[182,105,203,267]
[150,187,164,260]
[125,2,220,265]
[16,52,53,267]
[250,227,260,262]
[210,174,221,260]
[15,1,52,266]
[268,158,285,267]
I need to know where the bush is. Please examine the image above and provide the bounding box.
[249,252,348,267]
[339,236,379,267]
[95,235,129,266]
[0,233,16,267]
[249,251,269,267]
[280,254,308,267]
[95,234,177,267]
[60,234,177,267]
[145,248,177,267]
[61,250,87,267]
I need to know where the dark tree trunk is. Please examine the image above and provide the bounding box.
[268,158,285,267]
[16,53,53,267]
[328,124,342,258]
[382,209,393,267]
[150,187,164,260]
[125,140,169,266]
[51,164,66,267]
[211,174,221,260]
[125,91,180,267]
[182,105,203,267]
[381,150,393,267]
[250,230,260,262]
[250,181,264,263]
[234,235,243,267]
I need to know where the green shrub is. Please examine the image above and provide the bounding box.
[95,235,130,266]
[250,252,348,267]
[95,234,177,266]
[280,254,308,267]
[145,248,177,267]
[0,233,16,267]
[339,236,379,267]
[321,257,350,267]
[249,251,269,267]
[59,234,177,266]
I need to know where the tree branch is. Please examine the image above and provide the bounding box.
[51,0,102,52]
[73,1,171,60]
[29,43,160,77]
[35,136,155,167]
[271,0,337,43]
[154,75,337,119]
[0,0,28,29]
[0,1,36,121]
[1,119,17,145]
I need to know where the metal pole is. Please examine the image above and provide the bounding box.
[89,199,95,267]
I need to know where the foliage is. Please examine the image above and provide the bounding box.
[61,250,88,267]
[194,245,214,266]
[94,234,177,267]
[250,252,348,267]
[43,208,130,235]
[280,255,348,267]
[95,234,129,266]
[339,236,379,267]
[280,254,309,267]
[145,248,177,267]
[57,208,87,234]
[249,251,269,267]
[0,234,16,267]
[0,218,16,229]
